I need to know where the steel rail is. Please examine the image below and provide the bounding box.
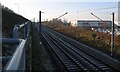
[42,25,120,71]
[42,33,69,71]
[42,32,83,71]
[44,29,115,71]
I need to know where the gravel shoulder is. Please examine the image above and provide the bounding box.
[31,24,55,71]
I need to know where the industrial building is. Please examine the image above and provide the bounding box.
[77,20,112,32]
[77,20,112,28]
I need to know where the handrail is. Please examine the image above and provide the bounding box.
[2,21,31,71]
[1,38,21,44]
[13,21,31,38]
[4,39,26,70]
[13,26,19,38]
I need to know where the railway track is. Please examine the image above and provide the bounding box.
[42,32,84,71]
[41,25,120,72]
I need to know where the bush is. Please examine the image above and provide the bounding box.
[91,33,97,39]
[43,21,120,60]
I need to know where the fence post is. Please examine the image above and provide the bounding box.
[13,25,19,38]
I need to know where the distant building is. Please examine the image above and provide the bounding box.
[77,20,112,28]
[118,1,120,26]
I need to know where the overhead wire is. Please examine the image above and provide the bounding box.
[73,6,118,19]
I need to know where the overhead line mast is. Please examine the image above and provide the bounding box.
[56,12,68,19]
[91,13,103,21]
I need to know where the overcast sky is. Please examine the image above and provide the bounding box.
[1,0,119,24]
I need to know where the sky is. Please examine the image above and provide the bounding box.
[0,0,120,25]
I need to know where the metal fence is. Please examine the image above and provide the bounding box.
[1,21,31,71]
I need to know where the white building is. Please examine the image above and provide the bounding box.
[77,20,112,28]
[77,20,112,33]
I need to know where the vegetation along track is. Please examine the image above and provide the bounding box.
[41,25,120,72]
